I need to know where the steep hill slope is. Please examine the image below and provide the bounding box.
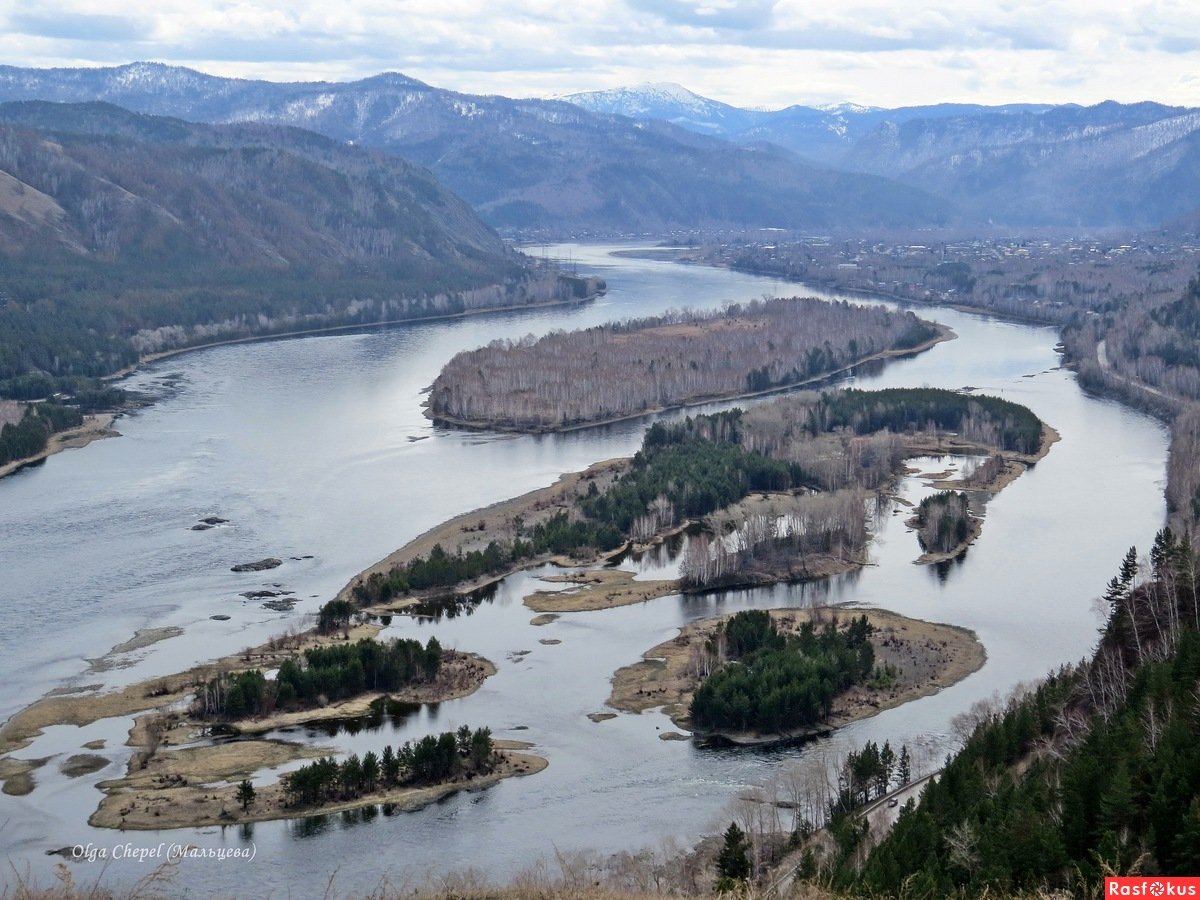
[0,102,551,394]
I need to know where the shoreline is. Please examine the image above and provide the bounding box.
[424,323,956,435]
[217,653,498,738]
[337,457,631,607]
[0,620,487,757]
[106,289,604,384]
[88,740,546,831]
[607,606,987,746]
[1,641,501,825]
[0,413,119,481]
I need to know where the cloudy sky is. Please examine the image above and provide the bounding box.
[1,0,1197,108]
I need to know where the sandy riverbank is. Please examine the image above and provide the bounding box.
[216,652,497,737]
[0,642,497,830]
[342,410,1052,620]
[896,422,1058,565]
[0,413,119,480]
[525,568,680,613]
[0,618,483,758]
[902,422,1059,487]
[339,458,630,608]
[607,607,986,744]
[89,740,547,830]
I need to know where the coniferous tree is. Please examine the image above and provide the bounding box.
[715,821,751,888]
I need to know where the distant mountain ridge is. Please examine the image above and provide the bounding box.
[564,83,1200,228]
[1,63,1198,229]
[0,63,950,233]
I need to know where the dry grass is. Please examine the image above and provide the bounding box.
[525,569,680,613]
[89,746,546,831]
[339,459,630,608]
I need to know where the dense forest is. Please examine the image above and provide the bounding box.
[426,297,940,430]
[911,491,974,555]
[689,611,877,734]
[194,636,442,719]
[826,529,1200,896]
[282,725,495,807]
[0,102,571,401]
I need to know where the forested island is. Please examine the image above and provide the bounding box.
[425,297,948,431]
[340,386,1054,621]
[909,490,979,563]
[89,721,545,830]
[608,607,984,744]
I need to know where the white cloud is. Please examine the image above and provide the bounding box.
[0,0,1194,107]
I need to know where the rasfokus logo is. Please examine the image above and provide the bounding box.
[1106,878,1200,897]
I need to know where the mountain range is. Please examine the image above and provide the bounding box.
[565,84,1200,228]
[0,63,948,232]
[0,63,1198,232]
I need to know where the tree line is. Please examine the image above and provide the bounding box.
[342,418,806,613]
[680,490,867,589]
[282,725,495,807]
[804,388,1044,454]
[689,611,877,734]
[0,402,83,467]
[427,297,940,430]
[195,636,442,719]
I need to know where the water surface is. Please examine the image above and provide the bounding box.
[0,245,1167,895]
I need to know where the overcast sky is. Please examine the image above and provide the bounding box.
[1,0,1197,108]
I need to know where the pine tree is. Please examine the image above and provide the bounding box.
[897,744,912,785]
[235,778,255,811]
[715,821,751,888]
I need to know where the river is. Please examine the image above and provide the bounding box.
[0,245,1168,896]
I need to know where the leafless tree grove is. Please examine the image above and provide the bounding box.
[427,297,935,430]
[681,491,867,589]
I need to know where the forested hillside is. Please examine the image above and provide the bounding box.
[841,531,1200,896]
[0,102,553,399]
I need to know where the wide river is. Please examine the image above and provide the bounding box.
[0,245,1168,896]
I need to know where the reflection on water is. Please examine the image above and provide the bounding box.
[274,697,424,740]
[406,581,500,622]
[604,529,688,580]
